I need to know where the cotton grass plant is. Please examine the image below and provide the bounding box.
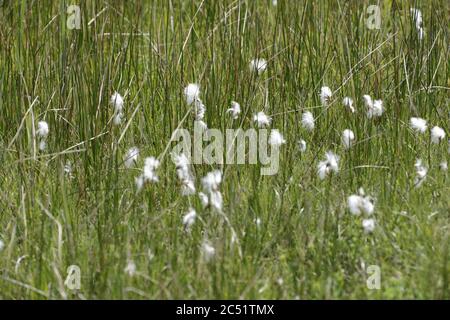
[0,1,448,300]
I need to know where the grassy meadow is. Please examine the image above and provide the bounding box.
[0,0,449,299]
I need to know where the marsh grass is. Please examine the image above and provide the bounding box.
[0,0,449,299]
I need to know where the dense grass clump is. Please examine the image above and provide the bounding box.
[0,1,448,299]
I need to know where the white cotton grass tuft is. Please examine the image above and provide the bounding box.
[110,92,124,126]
[320,86,333,106]
[440,161,448,172]
[249,58,267,74]
[226,101,241,119]
[269,129,286,147]
[414,159,427,188]
[342,129,355,149]
[362,219,376,234]
[184,83,200,105]
[202,170,222,193]
[298,139,307,153]
[410,8,423,29]
[110,92,124,112]
[430,126,446,144]
[301,111,315,131]
[135,156,160,191]
[0,239,4,252]
[253,111,271,128]
[201,170,223,211]
[410,117,427,133]
[410,8,424,40]
[201,241,216,262]
[182,208,197,230]
[342,97,355,113]
[363,94,384,119]
[113,112,123,126]
[38,141,47,151]
[368,99,384,118]
[362,94,373,109]
[173,153,196,196]
[198,192,209,208]
[124,147,139,168]
[37,121,49,138]
[36,121,49,151]
[184,83,208,130]
[347,189,374,216]
[317,151,339,180]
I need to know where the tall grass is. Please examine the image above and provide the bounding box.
[0,0,448,299]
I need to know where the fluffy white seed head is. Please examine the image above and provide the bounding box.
[348,195,363,215]
[320,86,332,105]
[360,197,374,215]
[367,99,384,119]
[269,129,286,147]
[342,129,355,149]
[202,170,222,193]
[198,192,209,208]
[414,159,427,188]
[410,117,427,133]
[298,139,307,153]
[173,153,196,196]
[317,151,339,180]
[362,219,376,234]
[362,95,373,109]
[301,111,315,131]
[209,190,223,211]
[253,111,271,128]
[250,58,267,74]
[36,121,49,138]
[124,147,139,168]
[0,239,4,252]
[410,7,424,39]
[439,161,448,172]
[410,8,423,28]
[342,97,355,113]
[136,156,160,190]
[430,126,446,144]
[183,208,197,230]
[347,193,374,216]
[113,112,123,126]
[201,170,223,210]
[226,101,241,119]
[417,27,425,40]
[184,83,200,105]
[38,140,47,151]
[110,92,124,112]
